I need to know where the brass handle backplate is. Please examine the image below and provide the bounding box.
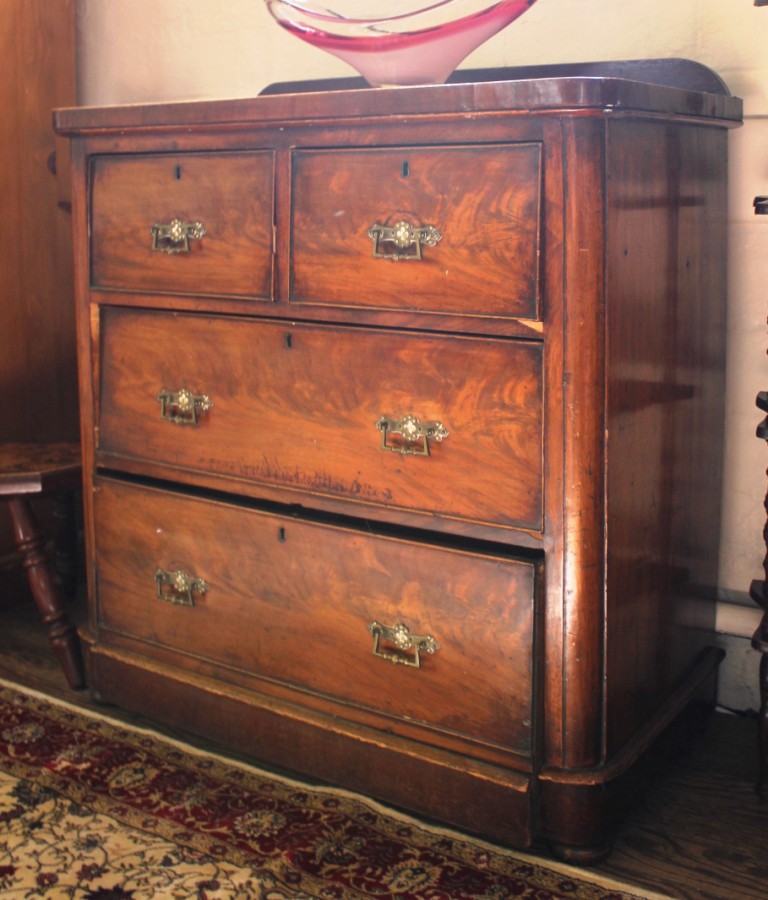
[367,220,442,260]
[154,568,208,607]
[375,414,448,457]
[368,621,440,668]
[150,218,206,253]
[157,388,212,426]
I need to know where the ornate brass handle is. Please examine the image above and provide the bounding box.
[367,219,442,260]
[154,568,208,607]
[157,388,212,426]
[368,621,440,668]
[150,218,206,253]
[375,414,449,457]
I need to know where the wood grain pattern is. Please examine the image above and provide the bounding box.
[0,1,77,444]
[93,476,537,759]
[604,120,728,757]
[55,71,740,861]
[96,308,544,532]
[556,115,607,772]
[291,144,541,318]
[53,64,742,137]
[0,1,77,576]
[91,152,275,298]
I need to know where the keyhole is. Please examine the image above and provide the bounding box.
[284,333,293,349]
[278,527,286,543]
[401,160,410,178]
[174,165,182,180]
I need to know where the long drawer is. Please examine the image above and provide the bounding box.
[291,144,542,318]
[97,307,544,532]
[90,152,274,298]
[93,477,538,757]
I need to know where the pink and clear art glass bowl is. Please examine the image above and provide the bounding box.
[264,0,540,87]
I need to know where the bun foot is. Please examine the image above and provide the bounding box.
[549,840,612,866]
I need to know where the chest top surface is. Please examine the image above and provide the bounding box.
[54,59,742,137]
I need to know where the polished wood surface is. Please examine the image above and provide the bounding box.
[291,144,541,317]
[91,152,274,298]
[603,119,729,756]
[0,1,77,582]
[0,443,83,689]
[93,476,537,762]
[261,59,735,97]
[96,308,544,534]
[56,65,741,861]
[0,442,81,495]
[54,63,741,136]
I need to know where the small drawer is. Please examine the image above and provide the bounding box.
[290,144,541,319]
[97,307,543,532]
[94,477,537,756]
[90,152,274,297]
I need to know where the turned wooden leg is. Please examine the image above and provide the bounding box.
[752,386,768,797]
[7,496,85,689]
[758,647,768,800]
[751,579,768,799]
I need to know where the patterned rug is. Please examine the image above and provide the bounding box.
[0,679,670,899]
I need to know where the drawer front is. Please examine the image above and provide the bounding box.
[94,477,537,755]
[291,144,541,318]
[91,152,274,297]
[97,307,543,532]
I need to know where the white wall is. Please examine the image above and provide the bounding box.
[76,0,768,707]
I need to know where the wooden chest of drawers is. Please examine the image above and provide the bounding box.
[55,61,742,861]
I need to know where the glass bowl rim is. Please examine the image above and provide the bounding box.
[267,0,530,29]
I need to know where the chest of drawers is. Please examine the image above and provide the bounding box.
[54,61,742,861]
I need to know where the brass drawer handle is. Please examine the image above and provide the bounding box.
[150,217,206,253]
[368,621,440,669]
[157,388,212,426]
[154,568,208,607]
[367,219,442,260]
[375,414,449,457]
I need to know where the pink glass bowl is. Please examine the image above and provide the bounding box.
[264,0,540,87]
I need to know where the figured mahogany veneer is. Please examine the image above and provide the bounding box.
[96,307,543,533]
[290,144,542,317]
[91,152,275,297]
[55,61,742,861]
[93,476,538,761]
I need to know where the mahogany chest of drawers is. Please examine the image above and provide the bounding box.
[54,61,742,861]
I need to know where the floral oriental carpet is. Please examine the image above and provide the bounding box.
[0,679,670,899]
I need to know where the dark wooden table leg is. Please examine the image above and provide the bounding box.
[751,387,768,798]
[752,579,768,800]
[7,496,85,689]
[759,651,768,800]
[51,488,79,600]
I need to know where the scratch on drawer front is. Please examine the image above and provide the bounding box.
[258,457,394,502]
[203,456,393,503]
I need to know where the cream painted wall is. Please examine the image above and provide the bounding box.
[76,0,768,700]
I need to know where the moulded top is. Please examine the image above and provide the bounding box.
[53,59,743,137]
